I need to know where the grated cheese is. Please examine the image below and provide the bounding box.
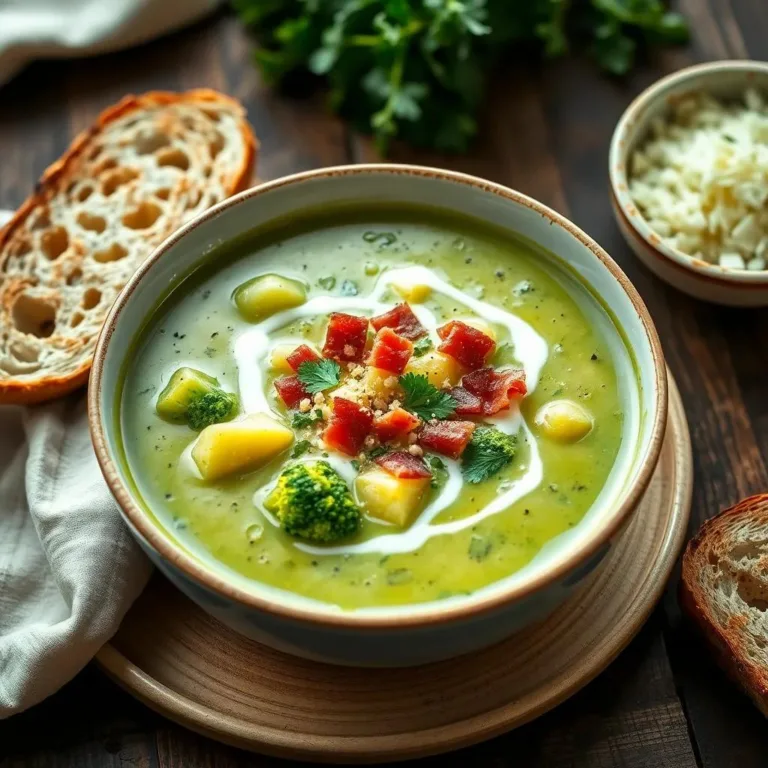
[628,89,768,271]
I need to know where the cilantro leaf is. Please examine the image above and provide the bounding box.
[291,408,324,429]
[399,373,457,421]
[297,359,341,394]
[412,336,433,357]
[462,426,517,484]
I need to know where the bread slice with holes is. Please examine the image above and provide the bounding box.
[0,89,257,404]
[680,494,768,717]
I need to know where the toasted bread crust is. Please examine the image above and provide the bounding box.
[0,90,257,405]
[680,494,768,718]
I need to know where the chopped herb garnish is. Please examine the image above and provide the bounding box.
[363,231,397,247]
[412,336,433,357]
[387,568,413,586]
[462,426,517,484]
[297,358,341,393]
[428,454,448,489]
[339,279,359,296]
[428,455,446,472]
[318,276,336,290]
[399,372,457,421]
[350,459,361,472]
[468,534,493,562]
[367,445,388,460]
[291,440,311,458]
[291,408,324,429]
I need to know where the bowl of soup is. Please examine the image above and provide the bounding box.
[90,164,667,666]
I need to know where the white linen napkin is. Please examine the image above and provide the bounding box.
[0,399,152,717]
[0,0,220,86]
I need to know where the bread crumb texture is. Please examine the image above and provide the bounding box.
[0,90,257,404]
[681,493,768,716]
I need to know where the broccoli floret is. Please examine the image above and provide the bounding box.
[462,426,517,484]
[186,390,239,431]
[265,461,361,543]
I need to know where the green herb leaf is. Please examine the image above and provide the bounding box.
[350,459,361,472]
[318,276,336,290]
[232,0,688,154]
[363,231,397,246]
[387,568,413,586]
[367,445,388,460]
[292,408,324,429]
[297,359,341,394]
[468,534,493,562]
[291,439,312,458]
[412,336,433,357]
[399,372,457,421]
[428,454,448,490]
[340,279,359,296]
[462,426,517,484]
[428,455,446,472]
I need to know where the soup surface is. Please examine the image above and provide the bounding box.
[119,206,634,610]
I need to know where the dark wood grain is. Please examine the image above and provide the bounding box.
[0,4,766,767]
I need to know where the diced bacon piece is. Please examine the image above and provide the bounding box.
[374,408,420,442]
[462,367,527,415]
[323,397,374,455]
[286,344,321,373]
[437,320,495,370]
[419,420,476,460]
[447,386,483,416]
[274,376,309,409]
[376,451,432,480]
[371,303,426,340]
[368,328,413,374]
[323,313,369,363]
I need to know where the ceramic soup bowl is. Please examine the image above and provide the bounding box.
[90,164,667,667]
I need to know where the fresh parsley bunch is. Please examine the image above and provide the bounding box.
[232,0,688,153]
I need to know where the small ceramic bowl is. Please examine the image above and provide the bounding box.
[610,60,768,306]
[90,165,667,667]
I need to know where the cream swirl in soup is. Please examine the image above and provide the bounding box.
[119,206,633,610]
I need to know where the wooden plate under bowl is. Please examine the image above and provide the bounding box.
[96,373,692,764]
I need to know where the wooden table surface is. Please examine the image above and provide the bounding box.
[1,3,767,766]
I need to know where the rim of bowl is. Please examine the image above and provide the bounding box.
[89,163,668,630]
[609,59,768,287]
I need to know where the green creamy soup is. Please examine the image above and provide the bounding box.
[119,205,634,610]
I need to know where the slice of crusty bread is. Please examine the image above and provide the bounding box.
[0,89,257,405]
[680,494,768,717]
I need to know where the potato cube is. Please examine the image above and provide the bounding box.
[392,281,432,303]
[270,342,318,374]
[535,399,593,443]
[404,351,464,387]
[233,274,306,322]
[192,413,294,481]
[362,366,400,401]
[156,367,219,422]
[355,467,430,527]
